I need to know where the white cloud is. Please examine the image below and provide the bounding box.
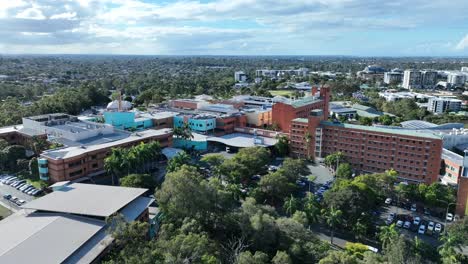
[0,0,468,55]
[456,34,468,50]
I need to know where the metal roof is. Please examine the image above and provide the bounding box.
[207,133,277,147]
[0,212,105,264]
[292,118,309,123]
[21,183,147,218]
[321,121,442,140]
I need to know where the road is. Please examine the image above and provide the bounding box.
[307,163,334,184]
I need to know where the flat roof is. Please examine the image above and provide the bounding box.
[207,133,277,147]
[41,128,171,160]
[21,183,147,218]
[442,148,463,165]
[292,118,309,123]
[288,97,322,108]
[0,125,22,135]
[0,212,105,264]
[321,121,442,140]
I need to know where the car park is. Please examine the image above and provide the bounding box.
[396,220,404,228]
[403,221,411,229]
[446,213,454,222]
[385,198,392,205]
[418,225,426,235]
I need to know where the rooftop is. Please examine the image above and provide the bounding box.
[321,121,442,140]
[288,96,322,108]
[207,133,278,148]
[442,148,464,165]
[0,212,106,264]
[21,183,147,218]
[41,128,171,160]
[292,118,309,123]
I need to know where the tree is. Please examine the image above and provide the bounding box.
[378,224,398,249]
[319,250,358,264]
[321,206,342,244]
[30,136,48,155]
[324,152,344,169]
[253,171,295,205]
[304,132,312,159]
[173,122,193,141]
[278,158,308,182]
[237,251,269,264]
[156,165,213,223]
[166,151,192,173]
[283,195,300,216]
[120,174,155,189]
[336,163,352,179]
[274,135,289,157]
[303,192,321,224]
[272,251,292,264]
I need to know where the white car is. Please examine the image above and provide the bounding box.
[410,204,417,212]
[385,198,392,205]
[446,213,454,222]
[413,216,421,226]
[434,223,442,233]
[427,221,435,231]
[403,221,411,229]
[396,220,404,228]
[418,225,426,235]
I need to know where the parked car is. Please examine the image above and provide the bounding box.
[424,207,431,215]
[27,188,37,195]
[16,183,27,190]
[418,225,426,235]
[410,204,417,212]
[403,221,411,229]
[20,184,31,191]
[32,189,42,196]
[16,199,25,206]
[396,220,404,228]
[434,223,442,233]
[3,194,11,200]
[427,221,435,231]
[446,213,454,222]
[385,198,392,205]
[23,186,35,193]
[413,216,421,226]
[10,196,18,202]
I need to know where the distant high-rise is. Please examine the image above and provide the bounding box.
[234,71,247,82]
[421,70,438,88]
[447,72,467,86]
[461,67,468,72]
[384,71,403,84]
[402,70,422,89]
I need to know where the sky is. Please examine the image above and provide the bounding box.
[1,0,468,56]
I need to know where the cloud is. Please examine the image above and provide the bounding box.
[0,0,468,55]
[456,35,468,50]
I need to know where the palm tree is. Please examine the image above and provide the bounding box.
[304,131,312,160]
[303,192,321,224]
[283,194,299,216]
[438,232,463,263]
[378,224,398,248]
[322,206,342,244]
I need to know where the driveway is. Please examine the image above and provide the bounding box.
[307,163,334,184]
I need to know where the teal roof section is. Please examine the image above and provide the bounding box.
[320,121,442,140]
[289,97,322,108]
[292,118,308,123]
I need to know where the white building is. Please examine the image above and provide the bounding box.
[402,70,422,89]
[421,70,438,88]
[234,71,247,82]
[384,72,403,84]
[427,98,462,114]
[461,67,468,72]
[447,72,467,86]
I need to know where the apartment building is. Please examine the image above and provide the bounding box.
[403,70,423,89]
[427,97,462,114]
[447,72,467,86]
[421,70,438,88]
[235,71,247,82]
[384,72,403,84]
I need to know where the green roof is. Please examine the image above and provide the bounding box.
[289,97,322,108]
[292,118,308,123]
[320,121,442,140]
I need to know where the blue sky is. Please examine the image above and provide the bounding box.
[1,0,468,56]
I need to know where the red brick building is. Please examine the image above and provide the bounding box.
[272,87,330,132]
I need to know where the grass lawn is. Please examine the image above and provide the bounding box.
[269,90,294,97]
[0,204,11,219]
